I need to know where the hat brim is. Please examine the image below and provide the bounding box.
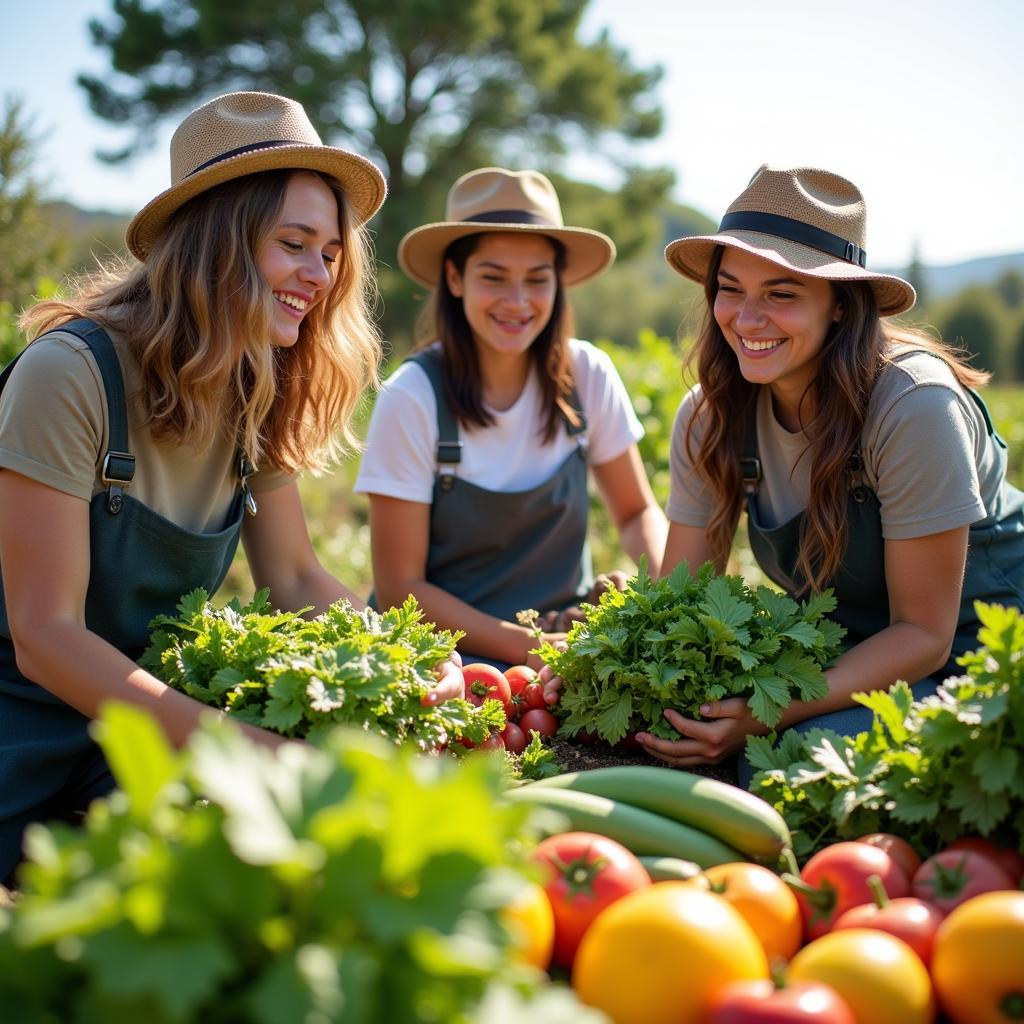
[126,143,387,261]
[398,221,615,288]
[665,231,916,317]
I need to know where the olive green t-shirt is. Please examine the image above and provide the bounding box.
[667,350,994,539]
[0,328,291,532]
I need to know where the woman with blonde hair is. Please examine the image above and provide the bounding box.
[357,167,666,668]
[639,164,1024,775]
[0,91,461,883]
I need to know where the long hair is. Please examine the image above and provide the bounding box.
[687,245,989,592]
[413,232,579,444]
[21,169,381,473]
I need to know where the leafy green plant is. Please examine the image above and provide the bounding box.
[140,589,504,749]
[538,560,844,744]
[0,705,602,1023]
[748,601,1024,860]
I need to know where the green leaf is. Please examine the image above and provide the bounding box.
[972,746,1019,795]
[90,702,182,822]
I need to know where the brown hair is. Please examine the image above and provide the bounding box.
[21,169,381,473]
[687,245,989,592]
[413,232,579,444]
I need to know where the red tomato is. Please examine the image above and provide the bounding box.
[707,978,856,1024]
[477,731,505,751]
[855,833,923,880]
[519,708,559,738]
[791,842,910,940]
[461,663,512,717]
[945,836,1024,885]
[832,894,943,967]
[531,831,651,970]
[912,849,1015,915]
[521,681,548,712]
[501,722,527,754]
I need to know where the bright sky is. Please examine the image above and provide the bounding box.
[2,0,1022,268]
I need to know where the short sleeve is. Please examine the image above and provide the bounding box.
[0,334,106,500]
[871,384,986,539]
[666,385,715,526]
[354,360,438,504]
[572,340,644,465]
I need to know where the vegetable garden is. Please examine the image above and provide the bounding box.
[2,333,1023,1021]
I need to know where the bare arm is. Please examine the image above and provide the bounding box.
[591,445,667,577]
[368,493,562,667]
[0,470,265,748]
[242,479,363,615]
[660,519,722,577]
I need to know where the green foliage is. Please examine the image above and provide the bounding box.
[0,95,68,313]
[0,704,601,1023]
[935,285,1009,377]
[140,588,506,750]
[79,0,672,344]
[748,601,1024,861]
[538,560,844,745]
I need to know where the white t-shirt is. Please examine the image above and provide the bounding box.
[356,339,643,502]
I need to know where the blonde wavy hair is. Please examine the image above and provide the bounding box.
[687,245,989,593]
[21,169,381,473]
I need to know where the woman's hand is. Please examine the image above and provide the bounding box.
[420,650,465,707]
[635,698,766,767]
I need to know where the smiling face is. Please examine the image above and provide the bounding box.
[256,171,342,348]
[713,247,842,423]
[444,232,558,364]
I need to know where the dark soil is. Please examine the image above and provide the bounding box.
[547,734,740,787]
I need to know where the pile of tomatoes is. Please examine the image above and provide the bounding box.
[460,662,559,752]
[502,829,1024,1024]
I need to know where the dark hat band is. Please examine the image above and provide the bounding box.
[719,211,867,268]
[462,209,552,226]
[187,139,300,177]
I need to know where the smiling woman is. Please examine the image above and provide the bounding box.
[356,167,668,669]
[640,164,1024,781]
[0,90,468,887]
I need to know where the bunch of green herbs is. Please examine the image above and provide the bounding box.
[140,589,504,750]
[538,561,844,744]
[0,704,601,1024]
[748,601,1024,860]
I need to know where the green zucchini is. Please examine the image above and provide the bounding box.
[504,785,742,867]
[638,855,704,882]
[525,765,790,863]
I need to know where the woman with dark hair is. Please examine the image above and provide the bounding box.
[638,164,1024,773]
[357,168,666,667]
[0,91,462,884]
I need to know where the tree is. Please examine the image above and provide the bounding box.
[903,239,928,311]
[937,287,1007,379]
[79,1,673,344]
[994,268,1024,311]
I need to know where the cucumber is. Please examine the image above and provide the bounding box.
[504,785,742,867]
[525,765,790,863]
[638,855,703,883]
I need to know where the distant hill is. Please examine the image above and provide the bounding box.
[880,251,1024,299]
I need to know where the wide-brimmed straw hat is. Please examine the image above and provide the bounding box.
[126,91,387,260]
[398,167,615,288]
[664,165,915,316]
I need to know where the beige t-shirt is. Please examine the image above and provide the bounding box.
[667,350,994,540]
[0,328,291,532]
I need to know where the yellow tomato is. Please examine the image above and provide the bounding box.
[787,928,934,1024]
[500,879,555,971]
[702,862,803,964]
[931,890,1024,1024]
[572,881,769,1024]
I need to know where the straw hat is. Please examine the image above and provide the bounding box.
[398,167,615,288]
[664,165,915,316]
[126,91,387,260]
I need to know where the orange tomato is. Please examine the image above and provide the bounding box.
[701,862,803,964]
[572,882,769,1024]
[931,890,1024,1024]
[500,879,555,971]
[787,928,934,1024]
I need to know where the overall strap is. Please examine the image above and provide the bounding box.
[740,408,762,498]
[408,349,462,489]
